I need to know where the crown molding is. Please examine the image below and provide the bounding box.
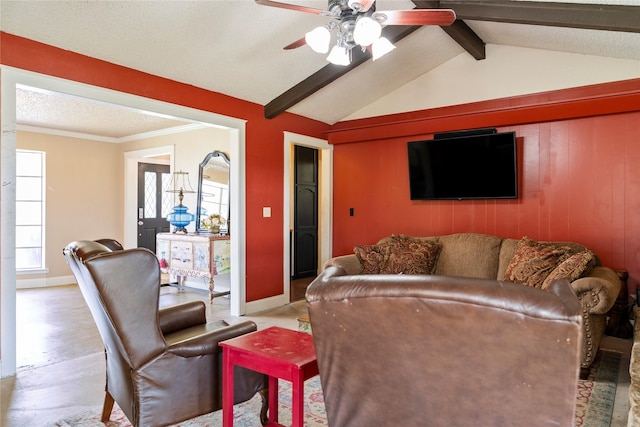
[16,123,210,143]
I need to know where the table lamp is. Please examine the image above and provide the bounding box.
[165,170,195,233]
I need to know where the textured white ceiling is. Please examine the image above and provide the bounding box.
[16,87,193,140]
[2,0,639,137]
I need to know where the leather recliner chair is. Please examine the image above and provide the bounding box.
[306,266,583,427]
[63,240,268,427]
[93,238,124,251]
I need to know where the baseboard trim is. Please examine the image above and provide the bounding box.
[16,275,75,289]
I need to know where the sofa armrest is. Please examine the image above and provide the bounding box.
[570,266,621,314]
[324,254,362,275]
[167,320,258,357]
[629,306,640,424]
[159,301,207,335]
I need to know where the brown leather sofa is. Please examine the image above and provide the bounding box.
[327,232,620,377]
[307,266,583,427]
[63,240,267,427]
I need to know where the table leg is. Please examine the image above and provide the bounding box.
[209,276,214,304]
[291,370,305,427]
[269,376,279,425]
[222,348,235,427]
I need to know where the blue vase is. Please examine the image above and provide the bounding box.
[167,205,194,233]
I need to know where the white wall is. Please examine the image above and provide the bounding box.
[346,44,640,120]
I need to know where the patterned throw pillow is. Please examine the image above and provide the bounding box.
[541,251,596,290]
[504,237,574,288]
[381,235,442,275]
[354,244,390,274]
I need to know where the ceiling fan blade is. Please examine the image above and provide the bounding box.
[284,37,307,50]
[376,9,456,26]
[254,0,325,15]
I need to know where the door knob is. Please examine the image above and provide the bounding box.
[138,221,144,226]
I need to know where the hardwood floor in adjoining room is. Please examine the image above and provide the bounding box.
[290,276,316,302]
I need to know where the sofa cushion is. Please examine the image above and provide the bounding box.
[382,235,442,275]
[434,233,503,279]
[504,238,574,288]
[497,238,519,280]
[354,244,390,274]
[355,235,442,275]
[541,251,596,290]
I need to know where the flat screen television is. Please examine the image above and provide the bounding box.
[408,131,518,200]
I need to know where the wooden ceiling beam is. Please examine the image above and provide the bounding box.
[441,20,486,60]
[439,1,640,33]
[264,25,421,119]
[413,0,486,60]
[264,1,640,119]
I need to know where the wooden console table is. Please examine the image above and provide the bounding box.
[156,233,231,303]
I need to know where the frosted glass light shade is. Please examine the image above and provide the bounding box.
[305,26,331,54]
[327,45,350,65]
[353,17,381,46]
[372,37,395,60]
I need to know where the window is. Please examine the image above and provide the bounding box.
[145,170,173,218]
[16,149,46,271]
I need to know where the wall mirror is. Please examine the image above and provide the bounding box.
[196,150,230,234]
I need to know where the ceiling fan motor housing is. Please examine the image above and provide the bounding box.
[328,0,375,17]
[340,18,357,47]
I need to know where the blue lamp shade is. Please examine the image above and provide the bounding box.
[167,204,194,233]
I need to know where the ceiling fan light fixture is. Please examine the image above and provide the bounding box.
[353,16,381,47]
[327,45,350,66]
[305,26,331,54]
[371,36,395,61]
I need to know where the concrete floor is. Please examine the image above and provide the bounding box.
[0,284,634,426]
[1,284,307,427]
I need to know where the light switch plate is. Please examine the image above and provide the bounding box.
[263,207,271,217]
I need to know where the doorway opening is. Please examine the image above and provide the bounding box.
[290,145,318,302]
[283,132,332,304]
[137,161,171,253]
[292,145,319,280]
[1,68,248,377]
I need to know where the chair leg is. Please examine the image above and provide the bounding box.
[259,387,269,426]
[101,392,115,422]
[579,366,590,380]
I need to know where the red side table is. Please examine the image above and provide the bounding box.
[220,326,319,427]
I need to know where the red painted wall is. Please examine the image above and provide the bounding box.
[0,32,331,302]
[4,32,640,298]
[329,80,640,294]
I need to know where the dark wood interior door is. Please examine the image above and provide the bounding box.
[293,145,318,279]
[137,162,170,252]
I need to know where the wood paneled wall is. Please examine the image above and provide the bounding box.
[329,80,640,293]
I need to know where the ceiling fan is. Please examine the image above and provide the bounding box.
[255,0,456,65]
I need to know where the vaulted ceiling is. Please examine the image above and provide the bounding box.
[2,0,639,138]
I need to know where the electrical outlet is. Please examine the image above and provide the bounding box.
[263,207,271,217]
[349,208,354,216]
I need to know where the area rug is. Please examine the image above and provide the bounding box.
[56,350,621,427]
[575,349,621,427]
[55,376,327,427]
